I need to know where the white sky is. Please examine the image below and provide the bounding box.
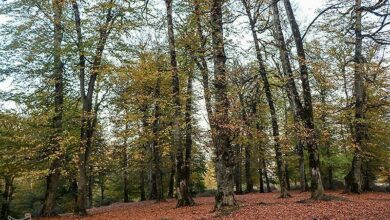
[292,0,325,25]
[0,0,326,111]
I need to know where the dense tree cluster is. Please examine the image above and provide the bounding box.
[0,0,389,218]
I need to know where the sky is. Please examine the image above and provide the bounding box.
[0,0,326,111]
[293,0,325,23]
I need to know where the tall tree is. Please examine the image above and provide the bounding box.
[211,0,236,209]
[40,0,65,216]
[193,0,215,145]
[123,122,130,203]
[72,0,117,214]
[344,0,365,193]
[182,58,196,206]
[241,0,289,197]
[151,68,164,201]
[164,0,194,206]
[282,0,325,199]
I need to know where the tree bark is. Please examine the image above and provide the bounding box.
[139,105,157,201]
[72,0,116,214]
[237,93,253,194]
[164,0,193,206]
[211,0,236,209]
[285,163,291,190]
[88,166,93,208]
[259,167,265,193]
[297,141,308,191]
[194,0,216,146]
[41,0,64,216]
[0,176,14,220]
[242,0,289,197]
[123,124,130,203]
[244,144,253,193]
[140,170,146,201]
[177,63,196,207]
[234,144,243,194]
[282,0,325,199]
[263,160,272,192]
[98,173,104,203]
[151,69,164,201]
[345,0,365,194]
[168,154,175,198]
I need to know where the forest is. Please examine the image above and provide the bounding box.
[0,0,389,219]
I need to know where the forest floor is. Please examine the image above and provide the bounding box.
[42,190,390,220]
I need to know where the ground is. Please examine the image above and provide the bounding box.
[41,191,390,220]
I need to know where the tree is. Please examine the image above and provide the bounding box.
[164,0,194,207]
[40,0,65,216]
[282,0,325,199]
[210,0,236,209]
[241,0,289,198]
[71,0,120,214]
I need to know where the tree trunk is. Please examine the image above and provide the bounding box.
[72,0,115,214]
[98,174,104,203]
[1,176,14,220]
[297,141,307,191]
[244,144,253,193]
[320,89,334,190]
[139,106,156,201]
[41,0,64,216]
[263,160,272,193]
[148,173,157,200]
[177,64,196,207]
[123,126,130,203]
[168,154,175,198]
[193,0,216,146]
[234,144,243,194]
[211,0,236,209]
[242,0,289,197]
[285,163,291,190]
[88,166,93,208]
[164,0,193,206]
[282,0,325,199]
[152,70,164,202]
[259,167,265,193]
[327,157,334,190]
[139,169,146,201]
[345,0,365,194]
[258,142,265,193]
[237,93,253,194]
